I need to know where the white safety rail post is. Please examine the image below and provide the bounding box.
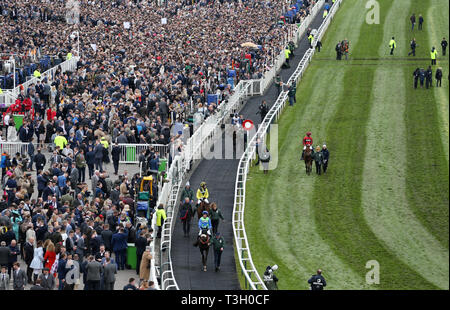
[232,0,343,290]
[159,155,184,290]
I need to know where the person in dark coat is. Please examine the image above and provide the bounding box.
[321,145,330,173]
[312,146,323,175]
[308,269,327,290]
[413,68,420,89]
[111,143,121,175]
[435,67,443,87]
[93,141,103,172]
[23,238,34,284]
[34,149,46,175]
[86,146,95,179]
[179,197,194,237]
[257,100,269,122]
[111,228,128,270]
[85,255,102,290]
[419,68,425,88]
[100,224,113,253]
[135,231,147,275]
[425,66,433,89]
[441,37,448,56]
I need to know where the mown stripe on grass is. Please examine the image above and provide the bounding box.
[362,67,449,289]
[427,0,449,162]
[315,0,367,59]
[403,63,449,249]
[245,65,369,290]
[377,0,411,57]
[312,64,438,289]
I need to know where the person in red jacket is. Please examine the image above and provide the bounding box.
[301,131,314,160]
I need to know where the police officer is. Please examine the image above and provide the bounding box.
[408,38,417,56]
[308,269,327,290]
[335,41,342,60]
[413,67,420,89]
[425,66,433,89]
[389,37,396,55]
[263,265,279,290]
[441,37,448,56]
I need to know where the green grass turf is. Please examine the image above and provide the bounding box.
[241,0,449,289]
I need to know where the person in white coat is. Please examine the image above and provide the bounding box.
[30,240,44,284]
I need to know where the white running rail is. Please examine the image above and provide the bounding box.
[232,0,343,290]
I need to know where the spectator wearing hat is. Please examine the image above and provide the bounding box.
[211,232,225,272]
[38,267,55,290]
[179,197,194,237]
[321,145,330,173]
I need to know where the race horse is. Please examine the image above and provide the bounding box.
[304,146,313,175]
[198,229,211,271]
[197,199,211,219]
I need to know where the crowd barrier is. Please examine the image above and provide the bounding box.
[0,57,79,107]
[232,0,343,290]
[116,143,169,164]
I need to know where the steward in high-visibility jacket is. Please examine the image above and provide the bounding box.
[33,70,41,79]
[54,134,68,150]
[323,9,328,18]
[389,37,396,55]
[156,204,167,237]
[308,34,314,48]
[66,52,72,60]
[430,47,438,65]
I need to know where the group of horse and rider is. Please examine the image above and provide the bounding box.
[301,131,330,176]
[178,181,225,272]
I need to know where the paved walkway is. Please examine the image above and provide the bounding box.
[171,4,326,290]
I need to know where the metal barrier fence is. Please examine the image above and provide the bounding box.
[0,57,79,107]
[232,0,343,290]
[0,142,35,155]
[116,143,169,164]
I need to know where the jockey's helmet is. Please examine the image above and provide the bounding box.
[202,211,209,215]
[306,131,311,136]
[200,181,206,187]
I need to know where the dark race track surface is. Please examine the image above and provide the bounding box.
[171,4,326,290]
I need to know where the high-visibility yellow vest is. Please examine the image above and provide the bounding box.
[308,34,314,43]
[0,88,3,94]
[389,40,396,49]
[431,50,437,59]
[33,70,41,78]
[285,49,291,59]
[323,10,328,18]
[66,52,72,60]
